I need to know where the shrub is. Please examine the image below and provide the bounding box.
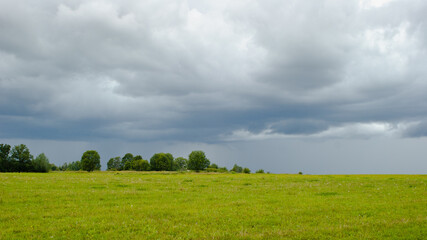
[209,163,218,169]
[50,163,58,171]
[206,168,218,172]
[243,168,251,174]
[256,169,265,173]
[231,164,243,173]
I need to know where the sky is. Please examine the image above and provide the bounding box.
[1,0,427,173]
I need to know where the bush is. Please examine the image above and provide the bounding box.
[32,153,50,172]
[188,151,210,171]
[209,163,218,169]
[243,168,251,174]
[50,163,58,171]
[206,168,218,172]
[218,167,228,173]
[231,164,243,173]
[256,169,265,173]
[81,150,101,172]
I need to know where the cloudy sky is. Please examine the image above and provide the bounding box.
[1,0,427,173]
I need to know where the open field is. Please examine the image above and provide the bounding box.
[0,172,426,239]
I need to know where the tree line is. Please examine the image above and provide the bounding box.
[1,143,265,173]
[0,144,51,172]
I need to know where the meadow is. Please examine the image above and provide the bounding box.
[0,172,425,239]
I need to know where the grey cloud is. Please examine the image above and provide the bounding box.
[269,119,330,135]
[402,121,427,138]
[1,0,427,143]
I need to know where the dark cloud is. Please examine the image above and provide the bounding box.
[1,0,427,146]
[402,121,427,138]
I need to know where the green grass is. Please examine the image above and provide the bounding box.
[0,172,426,239]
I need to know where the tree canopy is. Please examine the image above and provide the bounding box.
[32,153,51,172]
[150,153,173,171]
[107,157,121,171]
[81,150,101,172]
[11,144,34,172]
[188,151,210,171]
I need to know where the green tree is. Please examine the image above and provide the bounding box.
[32,153,51,172]
[81,150,101,172]
[67,161,81,171]
[188,151,210,171]
[50,163,58,171]
[59,162,68,171]
[10,144,33,172]
[231,164,243,173]
[121,153,134,170]
[150,153,173,171]
[133,159,150,171]
[209,163,218,169]
[0,143,11,172]
[107,157,121,170]
[173,157,188,171]
[243,167,251,174]
[256,169,265,173]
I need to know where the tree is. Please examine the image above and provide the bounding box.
[173,157,188,171]
[50,163,58,171]
[32,153,50,172]
[243,167,251,174]
[107,157,121,171]
[121,153,134,170]
[0,143,11,172]
[231,164,243,173]
[188,151,210,171]
[256,169,265,173]
[59,162,68,171]
[67,161,81,171]
[133,159,150,171]
[10,144,33,172]
[81,150,101,172]
[209,163,218,169]
[150,153,173,171]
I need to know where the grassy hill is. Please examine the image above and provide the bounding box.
[0,172,425,239]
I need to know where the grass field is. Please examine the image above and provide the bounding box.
[0,172,426,239]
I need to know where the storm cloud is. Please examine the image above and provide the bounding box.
[1,0,427,173]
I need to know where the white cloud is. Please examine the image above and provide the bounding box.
[224,122,413,141]
[359,0,394,9]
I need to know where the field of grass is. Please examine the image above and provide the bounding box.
[0,172,426,239]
